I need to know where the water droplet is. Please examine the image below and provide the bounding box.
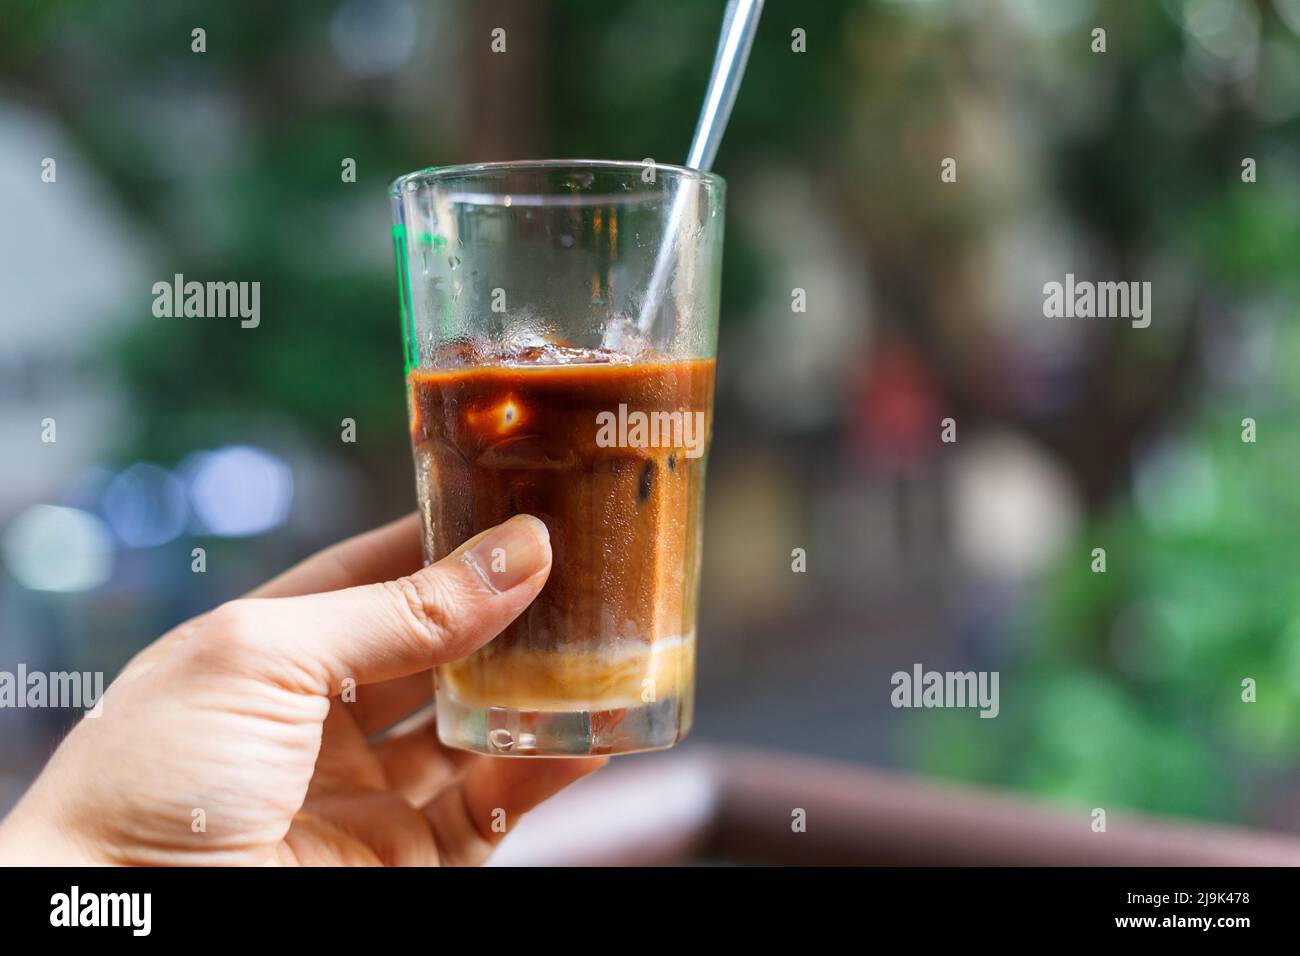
[448,255,461,270]
[488,728,515,752]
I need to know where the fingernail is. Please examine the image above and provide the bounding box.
[463,514,551,593]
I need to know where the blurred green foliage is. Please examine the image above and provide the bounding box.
[909,2,1300,823]
[919,345,1300,820]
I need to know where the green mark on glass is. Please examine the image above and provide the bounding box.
[391,223,417,373]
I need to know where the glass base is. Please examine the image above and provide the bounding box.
[435,690,692,757]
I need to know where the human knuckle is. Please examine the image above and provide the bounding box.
[388,574,458,648]
[197,600,266,661]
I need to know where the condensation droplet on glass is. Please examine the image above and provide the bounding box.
[559,234,575,248]
[448,256,461,270]
[503,194,512,208]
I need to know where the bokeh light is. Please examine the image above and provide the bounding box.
[184,446,294,538]
[330,0,418,77]
[0,505,114,592]
[100,462,189,548]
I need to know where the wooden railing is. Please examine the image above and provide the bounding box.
[492,746,1300,866]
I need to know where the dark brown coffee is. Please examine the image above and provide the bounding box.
[409,345,715,715]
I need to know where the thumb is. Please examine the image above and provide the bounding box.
[195,514,551,696]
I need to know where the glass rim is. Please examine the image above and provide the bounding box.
[389,158,725,202]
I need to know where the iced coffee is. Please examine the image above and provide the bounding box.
[390,159,725,755]
[409,343,714,755]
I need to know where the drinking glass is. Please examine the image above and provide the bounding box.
[390,160,724,756]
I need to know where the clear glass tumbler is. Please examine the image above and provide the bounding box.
[390,160,724,756]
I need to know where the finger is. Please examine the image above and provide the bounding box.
[421,757,607,867]
[196,514,551,696]
[287,793,440,867]
[373,717,479,806]
[249,512,424,599]
[309,701,387,795]
[351,672,434,735]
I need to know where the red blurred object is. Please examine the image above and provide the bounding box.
[850,341,943,471]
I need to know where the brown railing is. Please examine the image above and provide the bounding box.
[492,746,1300,866]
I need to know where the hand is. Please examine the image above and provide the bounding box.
[0,513,605,866]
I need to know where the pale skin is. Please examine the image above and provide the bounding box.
[0,513,605,866]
